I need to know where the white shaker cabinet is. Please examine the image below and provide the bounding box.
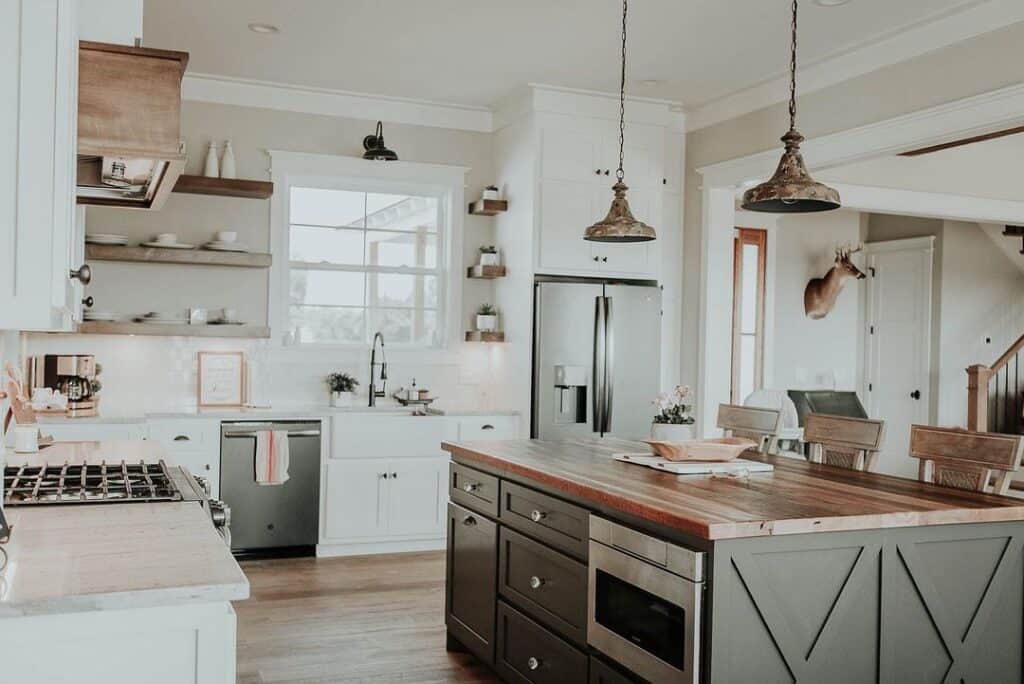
[319,413,518,556]
[0,0,83,331]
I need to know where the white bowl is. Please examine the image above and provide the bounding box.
[214,230,237,243]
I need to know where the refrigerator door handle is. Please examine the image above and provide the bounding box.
[603,296,614,433]
[593,295,606,433]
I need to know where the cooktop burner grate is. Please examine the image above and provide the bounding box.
[3,460,184,505]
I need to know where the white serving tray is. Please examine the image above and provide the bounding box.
[613,453,774,475]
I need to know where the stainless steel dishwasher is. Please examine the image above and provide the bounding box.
[221,421,321,557]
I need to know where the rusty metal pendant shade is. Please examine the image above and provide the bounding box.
[741,0,840,214]
[585,181,656,242]
[362,121,398,161]
[584,0,656,243]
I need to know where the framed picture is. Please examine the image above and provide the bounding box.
[197,351,245,407]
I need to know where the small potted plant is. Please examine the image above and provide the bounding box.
[326,372,359,408]
[482,184,500,201]
[476,303,498,332]
[651,385,696,442]
[479,245,500,266]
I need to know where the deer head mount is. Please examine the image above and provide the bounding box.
[804,243,866,320]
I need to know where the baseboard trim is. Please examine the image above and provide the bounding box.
[316,538,446,558]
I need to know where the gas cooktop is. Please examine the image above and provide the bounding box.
[3,461,185,505]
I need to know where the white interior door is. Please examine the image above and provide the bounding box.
[864,238,934,478]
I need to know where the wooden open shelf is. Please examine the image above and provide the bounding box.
[79,321,271,338]
[468,199,508,216]
[465,330,505,342]
[86,244,272,268]
[466,264,506,279]
[173,175,274,200]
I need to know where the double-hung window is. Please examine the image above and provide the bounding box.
[286,184,446,347]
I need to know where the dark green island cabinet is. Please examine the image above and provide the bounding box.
[442,438,1024,684]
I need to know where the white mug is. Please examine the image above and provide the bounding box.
[14,424,38,453]
[155,232,178,244]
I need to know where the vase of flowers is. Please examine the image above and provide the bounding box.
[651,385,696,442]
[327,372,359,407]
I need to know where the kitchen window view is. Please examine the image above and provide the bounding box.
[287,186,445,346]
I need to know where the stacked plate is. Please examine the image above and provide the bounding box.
[203,241,249,253]
[140,240,196,250]
[134,311,188,325]
[85,233,129,246]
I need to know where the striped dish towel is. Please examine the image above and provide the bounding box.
[254,430,290,485]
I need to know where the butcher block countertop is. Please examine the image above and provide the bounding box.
[442,437,1024,540]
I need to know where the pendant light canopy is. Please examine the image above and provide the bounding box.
[362,121,398,161]
[741,0,840,213]
[584,0,656,243]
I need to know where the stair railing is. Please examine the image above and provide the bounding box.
[967,332,1024,433]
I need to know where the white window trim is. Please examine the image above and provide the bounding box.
[268,150,468,353]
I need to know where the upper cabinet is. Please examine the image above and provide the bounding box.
[0,0,82,331]
[534,114,667,279]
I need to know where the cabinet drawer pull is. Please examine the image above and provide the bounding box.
[391,471,398,479]
[463,482,480,493]
[529,575,545,590]
[530,509,547,523]
[527,656,541,671]
[381,472,390,479]
[481,424,495,430]
[462,516,477,527]
[173,435,190,441]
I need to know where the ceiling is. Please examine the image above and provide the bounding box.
[145,0,990,115]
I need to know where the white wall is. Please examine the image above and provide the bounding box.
[937,220,1024,427]
[765,210,866,394]
[23,99,507,415]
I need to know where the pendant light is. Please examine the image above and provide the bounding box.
[741,0,840,213]
[362,121,398,161]
[584,0,656,243]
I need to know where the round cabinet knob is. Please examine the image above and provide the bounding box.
[463,483,479,493]
[601,256,608,263]
[604,169,610,175]
[527,656,541,671]
[462,516,477,527]
[595,169,602,175]
[529,575,544,590]
[593,256,600,262]
[81,296,94,308]
[530,509,547,523]
[69,264,92,285]
[910,390,922,400]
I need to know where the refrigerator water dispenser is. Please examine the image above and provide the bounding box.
[553,365,588,425]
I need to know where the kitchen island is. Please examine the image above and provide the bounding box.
[0,441,248,683]
[442,437,1024,683]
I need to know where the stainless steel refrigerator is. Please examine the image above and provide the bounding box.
[532,277,662,440]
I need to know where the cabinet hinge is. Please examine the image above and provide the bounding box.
[869,267,876,277]
[868,383,873,392]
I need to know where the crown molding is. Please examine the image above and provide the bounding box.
[181,72,494,133]
[697,82,1024,187]
[686,0,1024,132]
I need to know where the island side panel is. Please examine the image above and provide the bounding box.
[707,521,1024,683]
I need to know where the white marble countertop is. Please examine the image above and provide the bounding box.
[0,503,248,617]
[0,441,249,617]
[36,402,520,424]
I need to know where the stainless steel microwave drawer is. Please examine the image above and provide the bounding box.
[499,480,589,560]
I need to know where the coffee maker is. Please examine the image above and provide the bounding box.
[38,355,98,417]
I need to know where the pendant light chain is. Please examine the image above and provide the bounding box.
[788,0,798,132]
[616,0,627,181]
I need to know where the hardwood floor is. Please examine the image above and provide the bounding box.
[235,552,500,684]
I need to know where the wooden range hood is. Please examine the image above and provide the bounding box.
[76,41,188,210]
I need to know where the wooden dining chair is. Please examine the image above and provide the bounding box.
[804,413,886,472]
[717,404,782,455]
[909,425,1024,495]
